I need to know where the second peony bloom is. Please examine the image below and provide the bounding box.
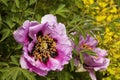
[74,34,110,80]
[13,14,72,76]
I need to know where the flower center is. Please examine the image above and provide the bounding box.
[81,44,92,50]
[32,35,57,63]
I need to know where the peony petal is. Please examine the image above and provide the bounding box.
[22,20,30,28]
[25,58,48,76]
[52,23,66,35]
[47,58,60,70]
[79,35,98,48]
[13,20,39,44]
[41,14,57,26]
[94,58,110,71]
[28,35,37,52]
[21,54,48,76]
[88,70,97,80]
[86,35,98,48]
[29,66,48,76]
[29,23,47,39]
[93,48,107,57]
[22,20,39,29]
[20,55,29,69]
[35,60,50,71]
[30,21,39,27]
[13,27,29,44]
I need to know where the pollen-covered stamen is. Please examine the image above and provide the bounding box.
[32,35,57,63]
[81,44,92,50]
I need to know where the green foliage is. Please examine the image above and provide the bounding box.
[0,0,115,80]
[50,4,69,18]
[1,67,36,80]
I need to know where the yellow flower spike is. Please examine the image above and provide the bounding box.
[96,15,106,22]
[98,2,108,8]
[106,77,112,80]
[110,7,118,13]
[89,0,94,4]
[94,6,100,10]
[114,35,118,39]
[91,12,96,15]
[108,68,115,75]
[106,15,113,22]
[82,0,94,5]
[110,0,114,5]
[114,54,120,58]
[105,0,109,2]
[115,75,120,79]
[106,27,110,32]
[101,8,109,13]
[114,15,119,19]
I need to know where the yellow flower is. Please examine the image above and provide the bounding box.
[110,7,118,13]
[82,0,94,5]
[106,15,113,22]
[96,15,106,22]
[98,2,108,8]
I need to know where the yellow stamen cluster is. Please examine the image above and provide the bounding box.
[81,44,92,50]
[32,35,57,63]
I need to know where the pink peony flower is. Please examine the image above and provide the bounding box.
[13,14,72,76]
[74,35,110,80]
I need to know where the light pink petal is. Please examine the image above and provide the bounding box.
[22,20,30,29]
[13,20,39,44]
[20,55,29,69]
[21,53,48,76]
[29,23,47,39]
[28,35,37,52]
[94,58,110,71]
[93,48,108,57]
[25,58,48,76]
[13,27,29,44]
[35,60,50,71]
[29,66,48,76]
[47,58,60,70]
[41,14,57,26]
[89,70,97,80]
[53,23,66,35]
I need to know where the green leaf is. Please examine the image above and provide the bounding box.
[114,0,120,7]
[0,28,10,42]
[70,34,79,46]
[24,9,35,17]
[70,58,74,71]
[75,0,84,9]
[1,0,8,6]
[2,67,36,80]
[81,49,96,56]
[109,23,116,32]
[21,69,36,80]
[0,14,2,21]
[10,55,20,66]
[15,0,20,8]
[29,0,36,5]
[79,52,84,64]
[55,4,69,18]
[0,62,9,68]
[57,71,73,80]
[72,49,78,55]
[2,67,20,80]
[5,20,15,29]
[113,18,120,22]
[15,45,22,50]
[76,27,86,39]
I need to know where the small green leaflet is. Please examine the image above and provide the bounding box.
[2,67,36,80]
[0,28,10,42]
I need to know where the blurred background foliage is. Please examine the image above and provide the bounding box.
[0,0,120,80]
